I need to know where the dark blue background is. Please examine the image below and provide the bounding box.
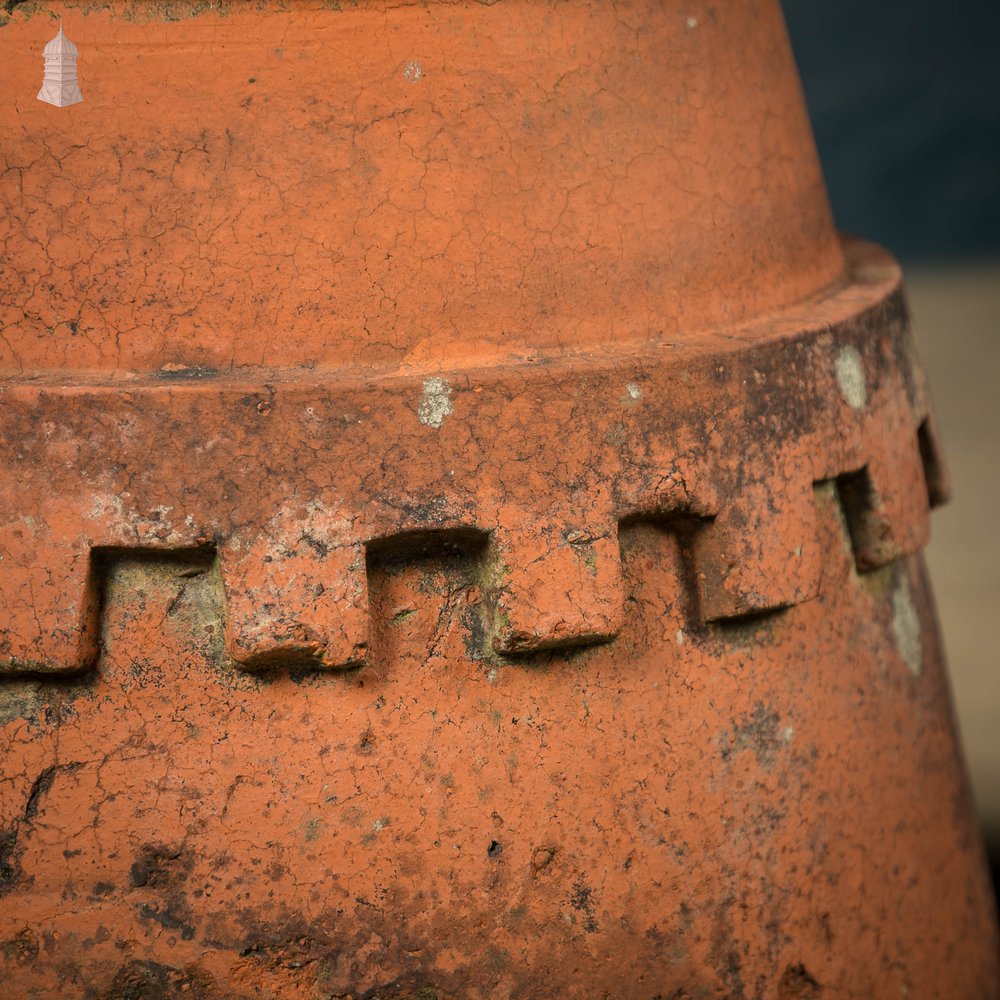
[784,0,1000,260]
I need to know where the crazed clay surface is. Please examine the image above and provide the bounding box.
[1,1,998,995]
[0,240,953,675]
[1,500,997,997]
[0,0,840,373]
[1,235,997,998]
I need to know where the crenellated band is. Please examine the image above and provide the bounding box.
[0,240,947,674]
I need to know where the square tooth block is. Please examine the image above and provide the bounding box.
[839,437,930,571]
[695,479,821,622]
[917,413,951,508]
[221,537,369,670]
[0,531,98,674]
[491,522,624,655]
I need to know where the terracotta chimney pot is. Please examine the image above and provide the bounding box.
[0,2,996,997]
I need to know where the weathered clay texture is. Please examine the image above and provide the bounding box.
[0,241,956,676]
[0,0,839,373]
[0,1,997,997]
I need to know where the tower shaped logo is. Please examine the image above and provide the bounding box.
[37,21,83,108]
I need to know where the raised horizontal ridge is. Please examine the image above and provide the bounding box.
[0,264,944,674]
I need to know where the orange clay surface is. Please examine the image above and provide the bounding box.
[0,242,959,676]
[1,1,998,997]
[0,0,840,375]
[1,509,998,997]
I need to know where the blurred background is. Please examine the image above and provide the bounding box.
[785,0,1000,895]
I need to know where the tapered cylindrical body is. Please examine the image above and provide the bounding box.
[0,2,997,997]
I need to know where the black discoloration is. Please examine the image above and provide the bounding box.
[0,928,38,965]
[569,877,598,933]
[778,963,823,998]
[154,365,219,380]
[0,826,20,894]
[96,959,226,1000]
[0,761,82,895]
[138,903,196,940]
[719,703,785,770]
[348,983,439,1000]
[235,907,318,960]
[709,894,746,1000]
[129,843,193,889]
[23,765,57,821]
[129,844,198,944]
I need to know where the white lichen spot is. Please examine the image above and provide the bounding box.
[675,629,685,646]
[686,15,698,29]
[626,382,643,400]
[835,345,867,409]
[402,60,423,82]
[486,667,498,684]
[418,377,453,428]
[892,575,923,676]
[371,817,387,832]
[781,725,795,743]
[87,492,133,540]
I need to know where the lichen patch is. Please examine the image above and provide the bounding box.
[891,574,923,676]
[402,60,423,82]
[835,345,867,410]
[418,377,453,429]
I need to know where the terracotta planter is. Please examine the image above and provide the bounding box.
[0,1,997,997]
